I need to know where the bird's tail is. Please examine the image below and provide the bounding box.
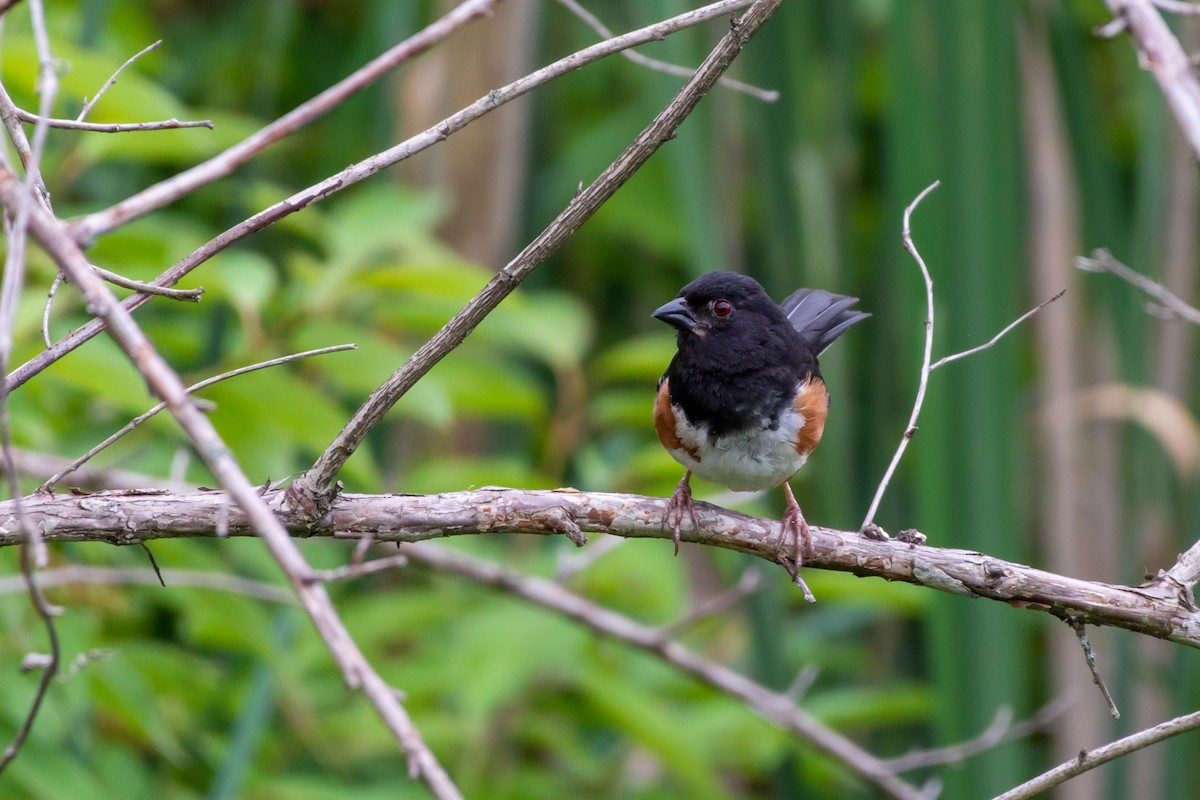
[780,288,869,355]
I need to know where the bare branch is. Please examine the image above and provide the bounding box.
[860,180,940,533]
[556,0,777,101]
[1152,0,1200,15]
[18,109,213,133]
[38,344,356,490]
[1102,0,1200,160]
[7,487,1200,649]
[77,39,162,121]
[71,0,503,239]
[882,697,1071,773]
[992,708,1200,800]
[860,184,1062,534]
[9,0,767,394]
[1065,616,1120,718]
[398,541,927,800]
[1076,248,1200,325]
[1,447,177,491]
[291,0,784,504]
[931,289,1065,370]
[0,565,296,605]
[90,266,204,300]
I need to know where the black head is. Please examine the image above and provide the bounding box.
[651,272,789,340]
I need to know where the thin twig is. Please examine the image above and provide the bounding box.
[992,708,1200,800]
[859,180,940,533]
[930,289,1066,370]
[0,447,175,490]
[40,272,62,348]
[10,0,760,393]
[38,344,356,491]
[72,0,503,239]
[655,568,763,640]
[1151,0,1200,17]
[882,695,1072,773]
[1065,616,1120,718]
[1076,248,1200,325]
[20,108,213,132]
[860,183,1062,533]
[291,0,779,504]
[0,565,296,604]
[556,0,776,101]
[77,39,162,121]
[399,541,927,800]
[308,553,411,584]
[91,266,205,300]
[139,543,165,587]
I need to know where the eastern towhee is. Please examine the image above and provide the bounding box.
[652,271,868,597]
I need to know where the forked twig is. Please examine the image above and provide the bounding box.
[860,181,1063,533]
[77,39,162,121]
[556,0,775,101]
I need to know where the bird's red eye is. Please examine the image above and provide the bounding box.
[711,299,733,318]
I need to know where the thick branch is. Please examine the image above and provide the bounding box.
[7,487,1200,648]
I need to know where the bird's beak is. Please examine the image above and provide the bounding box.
[652,297,698,331]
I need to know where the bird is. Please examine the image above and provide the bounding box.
[652,271,868,599]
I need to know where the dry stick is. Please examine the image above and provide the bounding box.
[8,0,757,393]
[882,696,1072,773]
[1102,0,1200,160]
[0,0,60,775]
[38,343,356,491]
[396,541,927,800]
[13,487,1200,648]
[293,0,779,504]
[0,167,462,800]
[0,447,175,490]
[860,181,940,534]
[22,109,214,132]
[992,708,1200,800]
[77,39,162,121]
[1152,0,1200,14]
[0,565,297,604]
[72,0,502,240]
[556,0,777,101]
[859,181,1063,533]
[1076,248,1200,325]
[929,289,1067,371]
[1065,616,1120,718]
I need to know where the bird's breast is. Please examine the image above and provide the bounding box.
[654,377,828,491]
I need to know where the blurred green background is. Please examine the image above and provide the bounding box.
[2,1,1199,798]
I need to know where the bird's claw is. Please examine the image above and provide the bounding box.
[663,474,698,556]
[775,491,815,603]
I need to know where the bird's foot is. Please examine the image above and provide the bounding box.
[776,485,816,603]
[663,471,698,556]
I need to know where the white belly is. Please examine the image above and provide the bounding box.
[666,405,807,491]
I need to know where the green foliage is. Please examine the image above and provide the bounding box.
[4,1,1200,799]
